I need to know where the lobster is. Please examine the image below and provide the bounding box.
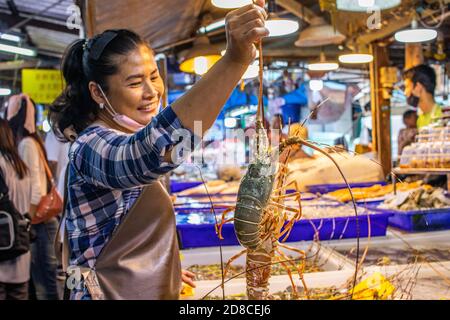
[214,124,360,299]
[212,38,361,300]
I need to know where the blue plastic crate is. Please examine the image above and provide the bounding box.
[175,208,391,249]
[285,213,391,242]
[170,181,203,193]
[307,181,387,194]
[371,207,450,232]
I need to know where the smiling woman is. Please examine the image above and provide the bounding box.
[48,0,269,301]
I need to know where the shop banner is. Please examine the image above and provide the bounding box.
[22,69,65,104]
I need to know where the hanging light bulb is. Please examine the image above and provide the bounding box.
[338,42,374,64]
[339,53,373,64]
[336,0,400,12]
[394,19,437,43]
[179,35,221,75]
[211,0,252,9]
[213,0,299,37]
[309,80,324,91]
[221,50,260,80]
[307,51,339,71]
[358,0,375,7]
[295,17,345,47]
[193,57,209,75]
[265,18,299,37]
[0,88,12,96]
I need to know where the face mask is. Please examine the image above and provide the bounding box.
[407,94,420,108]
[97,85,145,132]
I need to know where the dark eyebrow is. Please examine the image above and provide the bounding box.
[125,74,144,81]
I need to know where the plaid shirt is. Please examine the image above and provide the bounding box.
[66,106,185,299]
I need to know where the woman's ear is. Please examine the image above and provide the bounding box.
[88,81,106,105]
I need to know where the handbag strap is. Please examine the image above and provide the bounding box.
[33,138,55,186]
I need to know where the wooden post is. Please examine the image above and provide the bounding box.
[78,0,97,38]
[370,43,392,177]
[405,44,424,70]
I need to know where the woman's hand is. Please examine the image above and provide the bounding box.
[223,0,269,66]
[181,269,196,288]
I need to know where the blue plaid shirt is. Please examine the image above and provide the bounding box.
[66,106,185,299]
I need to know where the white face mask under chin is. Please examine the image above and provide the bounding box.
[97,84,146,132]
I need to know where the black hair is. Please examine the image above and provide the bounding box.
[0,118,28,180]
[49,29,149,140]
[403,64,436,96]
[403,109,418,120]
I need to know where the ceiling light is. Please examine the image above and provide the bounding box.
[179,36,221,75]
[358,0,375,7]
[339,53,373,64]
[307,52,339,71]
[336,0,401,12]
[295,17,345,47]
[0,33,21,42]
[212,0,252,9]
[0,88,12,96]
[309,80,324,91]
[224,117,238,128]
[338,42,373,64]
[0,43,36,56]
[394,19,437,43]
[265,18,299,37]
[199,19,226,34]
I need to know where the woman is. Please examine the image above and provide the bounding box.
[49,2,268,300]
[7,94,60,300]
[0,119,32,300]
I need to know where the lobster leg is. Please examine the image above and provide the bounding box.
[273,254,299,299]
[276,246,310,299]
[268,201,301,214]
[223,248,247,279]
[215,207,235,240]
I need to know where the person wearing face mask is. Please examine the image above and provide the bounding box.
[49,2,268,300]
[403,65,442,129]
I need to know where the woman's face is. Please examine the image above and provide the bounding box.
[104,45,164,125]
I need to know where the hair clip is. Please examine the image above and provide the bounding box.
[82,39,89,51]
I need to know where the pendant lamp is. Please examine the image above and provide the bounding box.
[179,36,221,75]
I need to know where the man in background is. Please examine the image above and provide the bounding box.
[403,65,442,128]
[398,109,418,156]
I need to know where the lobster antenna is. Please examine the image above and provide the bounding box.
[279,137,360,299]
[300,97,330,127]
[200,249,323,299]
[305,140,405,184]
[257,41,264,126]
[194,164,226,300]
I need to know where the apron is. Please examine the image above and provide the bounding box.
[57,181,181,300]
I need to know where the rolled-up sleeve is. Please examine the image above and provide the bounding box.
[71,106,196,189]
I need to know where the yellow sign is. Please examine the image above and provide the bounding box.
[22,69,65,104]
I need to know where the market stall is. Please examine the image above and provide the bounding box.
[1,0,450,302]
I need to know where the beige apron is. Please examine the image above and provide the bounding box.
[57,181,181,300]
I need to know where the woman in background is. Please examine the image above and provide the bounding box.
[7,94,60,300]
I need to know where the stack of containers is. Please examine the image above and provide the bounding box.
[399,124,450,169]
